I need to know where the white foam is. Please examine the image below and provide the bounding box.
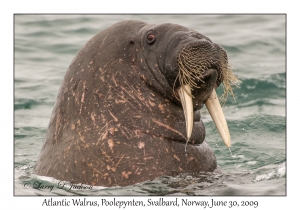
[231,154,245,159]
[14,164,32,181]
[246,161,257,165]
[254,162,286,182]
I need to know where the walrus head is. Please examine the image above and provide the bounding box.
[138,22,239,148]
[34,20,240,187]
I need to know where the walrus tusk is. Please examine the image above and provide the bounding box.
[178,86,231,148]
[205,89,231,148]
[178,84,194,140]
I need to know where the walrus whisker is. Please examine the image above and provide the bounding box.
[175,44,240,107]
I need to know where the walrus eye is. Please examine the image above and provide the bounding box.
[147,33,156,44]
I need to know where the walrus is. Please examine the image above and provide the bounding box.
[34,20,238,187]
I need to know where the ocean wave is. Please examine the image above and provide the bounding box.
[254,162,286,182]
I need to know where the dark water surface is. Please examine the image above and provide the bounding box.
[14,15,286,196]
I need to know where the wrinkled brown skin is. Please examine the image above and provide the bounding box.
[34,20,222,187]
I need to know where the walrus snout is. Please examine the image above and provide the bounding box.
[176,40,224,86]
[175,37,234,147]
